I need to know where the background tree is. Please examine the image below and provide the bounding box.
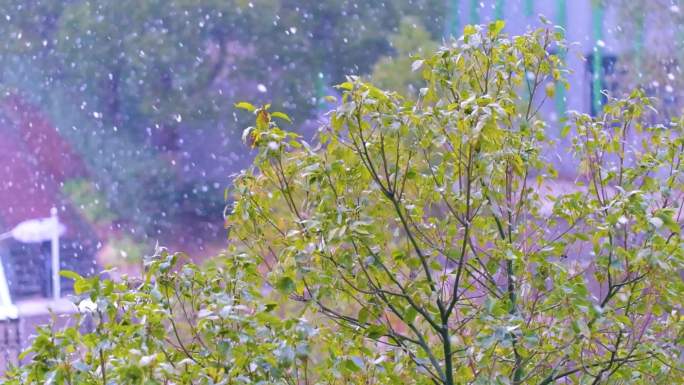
[371,17,438,96]
[0,0,447,246]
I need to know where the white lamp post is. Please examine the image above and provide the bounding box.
[0,208,66,301]
[50,208,61,300]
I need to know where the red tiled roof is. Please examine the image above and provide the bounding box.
[0,94,87,236]
[3,95,86,180]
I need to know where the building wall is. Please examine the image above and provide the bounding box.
[444,0,646,176]
[449,0,631,118]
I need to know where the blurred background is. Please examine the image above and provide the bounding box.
[0,0,681,361]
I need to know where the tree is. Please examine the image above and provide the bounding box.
[5,22,683,385]
[229,22,683,384]
[371,17,438,96]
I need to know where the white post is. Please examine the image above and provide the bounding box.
[50,207,60,301]
[0,253,13,307]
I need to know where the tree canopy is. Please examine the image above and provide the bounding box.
[4,22,683,385]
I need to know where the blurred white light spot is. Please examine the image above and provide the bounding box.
[10,217,65,243]
[596,40,605,48]
[671,5,680,13]
[668,73,675,81]
[289,27,297,34]
[666,85,674,93]
[93,111,102,119]
[174,114,182,123]
[257,83,267,93]
[78,299,97,313]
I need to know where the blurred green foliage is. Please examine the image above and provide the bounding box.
[0,0,446,238]
[62,179,116,226]
[372,17,438,96]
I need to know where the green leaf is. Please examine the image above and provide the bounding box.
[73,279,91,295]
[271,111,292,124]
[17,347,32,361]
[463,24,477,37]
[655,209,679,232]
[560,124,571,138]
[234,101,256,112]
[275,276,296,294]
[488,20,505,36]
[404,306,418,323]
[335,82,353,91]
[365,324,387,339]
[60,270,82,281]
[256,109,270,130]
[342,357,362,372]
[358,307,369,324]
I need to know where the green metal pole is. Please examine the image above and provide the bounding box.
[316,72,326,109]
[634,11,644,76]
[445,0,460,37]
[592,2,604,115]
[470,0,479,24]
[679,1,684,75]
[555,0,567,117]
[524,0,534,17]
[495,0,504,20]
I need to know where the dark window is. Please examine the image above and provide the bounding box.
[586,53,618,116]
